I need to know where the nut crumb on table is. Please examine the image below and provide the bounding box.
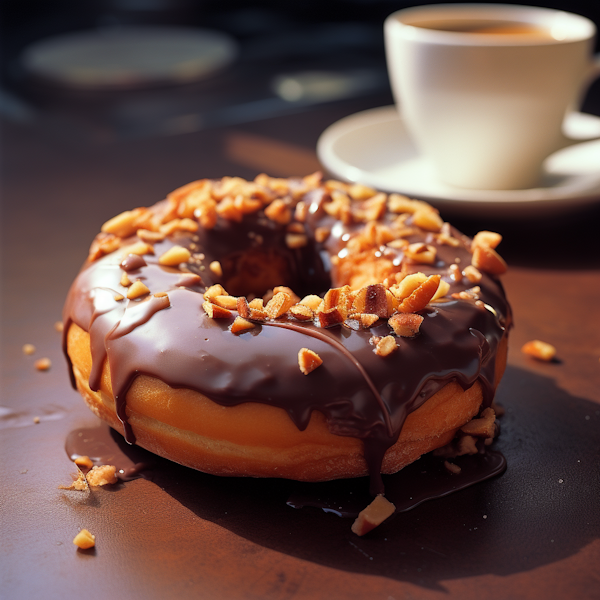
[521,339,557,362]
[34,358,51,371]
[73,529,95,550]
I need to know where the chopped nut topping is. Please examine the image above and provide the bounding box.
[88,233,121,261]
[248,297,264,310]
[234,194,262,215]
[294,201,308,222]
[265,199,292,225]
[158,246,191,267]
[314,227,331,243]
[298,348,323,375]
[194,198,218,229]
[101,208,147,238]
[213,295,238,310]
[22,343,36,355]
[397,275,441,314]
[34,358,51,371]
[136,229,165,243]
[202,301,232,319]
[230,316,256,334]
[216,197,243,222]
[463,265,482,283]
[460,407,496,438]
[114,294,124,301]
[209,260,223,277]
[357,313,380,328]
[265,292,295,319]
[121,241,153,257]
[317,307,346,328]
[374,335,398,357]
[86,465,118,486]
[348,183,377,201]
[457,435,479,456]
[390,273,427,300]
[286,233,308,249]
[54,321,64,333]
[273,286,300,304]
[412,208,443,232]
[472,230,502,250]
[472,245,507,275]
[73,529,96,550]
[127,280,150,300]
[120,272,131,287]
[405,242,437,265]
[444,461,461,475]
[449,263,462,282]
[299,295,322,311]
[204,284,228,303]
[289,304,314,321]
[351,495,395,536]
[352,284,394,318]
[33,416,40,424]
[74,456,94,470]
[388,313,424,337]
[522,340,557,362]
[286,222,306,235]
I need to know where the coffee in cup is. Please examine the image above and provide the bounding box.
[384,4,600,190]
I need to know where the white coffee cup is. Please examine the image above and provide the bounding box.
[384,4,600,190]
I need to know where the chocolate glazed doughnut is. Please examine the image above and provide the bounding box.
[63,173,511,496]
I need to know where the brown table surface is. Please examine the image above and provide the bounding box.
[1,92,599,600]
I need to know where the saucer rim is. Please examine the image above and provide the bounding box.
[316,105,600,217]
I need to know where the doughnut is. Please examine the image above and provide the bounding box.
[62,173,510,494]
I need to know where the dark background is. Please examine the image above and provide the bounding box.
[1,0,600,146]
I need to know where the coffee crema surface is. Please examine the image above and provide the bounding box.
[410,19,556,39]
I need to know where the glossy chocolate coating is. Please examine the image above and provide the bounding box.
[62,181,510,494]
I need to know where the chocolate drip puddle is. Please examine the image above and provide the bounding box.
[66,423,505,518]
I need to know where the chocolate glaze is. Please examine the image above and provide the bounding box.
[65,422,506,517]
[62,180,511,494]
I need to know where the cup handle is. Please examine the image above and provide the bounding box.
[559,53,600,148]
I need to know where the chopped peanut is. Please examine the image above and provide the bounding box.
[388,313,424,337]
[158,246,191,267]
[74,456,94,470]
[298,348,323,375]
[230,316,255,334]
[22,343,36,355]
[209,261,223,277]
[34,358,51,371]
[351,495,396,536]
[374,335,398,357]
[126,280,150,300]
[73,529,96,550]
[522,340,557,362]
[202,301,231,319]
[86,465,118,486]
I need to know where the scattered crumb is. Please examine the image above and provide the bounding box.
[209,260,223,277]
[59,470,88,491]
[22,343,36,355]
[54,321,64,333]
[521,339,556,362]
[86,465,118,487]
[444,460,461,474]
[33,416,40,424]
[351,495,396,536]
[74,455,94,470]
[34,358,52,371]
[73,529,95,550]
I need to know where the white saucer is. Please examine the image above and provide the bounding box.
[317,105,600,217]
